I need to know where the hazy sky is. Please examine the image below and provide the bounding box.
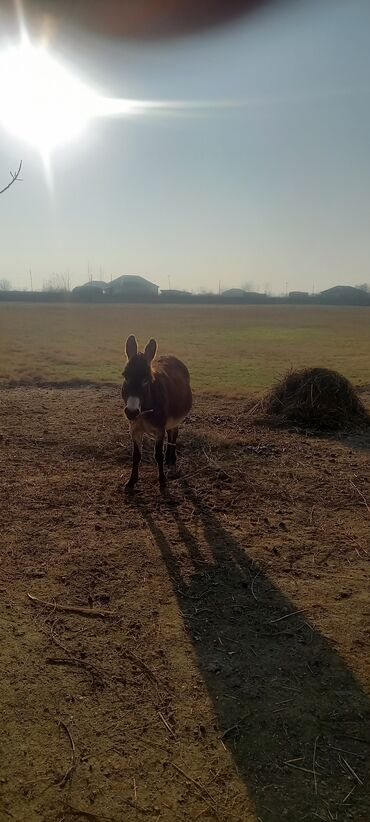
[1,0,370,293]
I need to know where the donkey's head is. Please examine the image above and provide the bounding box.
[122,335,157,420]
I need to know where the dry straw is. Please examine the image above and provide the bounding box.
[256,367,369,431]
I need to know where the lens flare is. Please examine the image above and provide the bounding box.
[0,31,347,169]
[0,40,102,160]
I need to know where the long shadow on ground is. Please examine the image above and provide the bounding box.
[139,483,370,821]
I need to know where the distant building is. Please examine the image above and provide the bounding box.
[221,288,268,302]
[288,291,309,299]
[106,275,159,297]
[72,275,159,301]
[73,280,107,293]
[72,280,107,299]
[317,285,370,305]
[160,289,191,299]
[222,288,246,298]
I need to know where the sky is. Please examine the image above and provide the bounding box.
[0,0,370,293]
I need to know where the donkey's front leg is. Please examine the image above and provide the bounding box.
[126,434,142,490]
[154,432,166,487]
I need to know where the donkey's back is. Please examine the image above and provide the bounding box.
[154,355,192,427]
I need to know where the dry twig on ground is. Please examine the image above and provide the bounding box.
[58,721,76,788]
[27,592,113,618]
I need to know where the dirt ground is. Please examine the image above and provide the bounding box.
[0,385,369,822]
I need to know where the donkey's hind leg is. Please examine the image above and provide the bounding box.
[166,427,179,477]
[155,432,166,487]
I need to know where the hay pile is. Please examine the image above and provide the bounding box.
[261,367,369,431]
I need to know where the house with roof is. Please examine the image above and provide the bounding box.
[72,274,159,300]
[106,275,159,297]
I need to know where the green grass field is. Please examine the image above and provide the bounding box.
[0,303,369,393]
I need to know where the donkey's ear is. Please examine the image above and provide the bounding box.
[125,335,138,360]
[144,338,157,364]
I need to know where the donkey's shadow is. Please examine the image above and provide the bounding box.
[139,483,370,821]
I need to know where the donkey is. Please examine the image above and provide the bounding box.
[122,335,192,489]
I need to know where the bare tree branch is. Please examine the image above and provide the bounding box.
[0,278,12,291]
[0,161,23,195]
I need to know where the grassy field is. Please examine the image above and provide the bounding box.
[0,302,369,392]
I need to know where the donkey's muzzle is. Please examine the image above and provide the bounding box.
[125,407,140,421]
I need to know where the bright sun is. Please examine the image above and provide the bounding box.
[0,35,237,168]
[0,35,229,167]
[0,39,107,160]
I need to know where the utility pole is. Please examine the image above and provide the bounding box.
[29,269,33,291]
[218,280,221,296]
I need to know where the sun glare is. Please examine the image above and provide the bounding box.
[0,34,248,170]
[0,40,103,159]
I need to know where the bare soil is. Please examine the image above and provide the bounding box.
[0,386,369,822]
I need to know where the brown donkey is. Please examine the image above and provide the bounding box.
[122,335,192,489]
